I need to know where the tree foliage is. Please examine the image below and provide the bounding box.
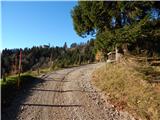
[71,1,160,56]
[71,1,157,35]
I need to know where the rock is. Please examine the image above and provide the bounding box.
[21,106,24,111]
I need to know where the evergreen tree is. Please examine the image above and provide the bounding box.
[71,1,160,56]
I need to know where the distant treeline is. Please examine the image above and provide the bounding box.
[1,40,95,76]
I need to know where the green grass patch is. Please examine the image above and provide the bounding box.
[1,67,50,108]
[1,74,43,108]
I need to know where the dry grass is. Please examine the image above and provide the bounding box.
[92,57,160,120]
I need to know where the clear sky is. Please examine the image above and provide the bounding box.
[1,1,93,50]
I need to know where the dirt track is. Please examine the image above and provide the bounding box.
[6,63,135,120]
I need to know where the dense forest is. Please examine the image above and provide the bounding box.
[1,40,95,76]
[71,1,160,57]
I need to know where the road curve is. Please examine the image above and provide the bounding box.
[8,63,135,120]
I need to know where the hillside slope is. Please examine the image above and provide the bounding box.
[92,57,160,120]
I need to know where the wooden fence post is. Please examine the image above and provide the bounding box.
[17,49,22,89]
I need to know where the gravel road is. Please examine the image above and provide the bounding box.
[4,63,135,120]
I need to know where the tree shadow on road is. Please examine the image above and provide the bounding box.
[44,79,70,82]
[21,103,82,108]
[1,76,87,120]
[30,88,95,93]
[1,75,44,120]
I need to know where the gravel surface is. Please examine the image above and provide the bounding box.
[3,63,135,120]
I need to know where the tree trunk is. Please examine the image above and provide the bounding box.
[3,74,6,82]
[115,46,123,62]
[122,43,129,55]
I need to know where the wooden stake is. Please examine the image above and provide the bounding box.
[17,49,22,89]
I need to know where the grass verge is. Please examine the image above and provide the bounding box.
[92,57,160,120]
[1,75,43,108]
[1,67,50,109]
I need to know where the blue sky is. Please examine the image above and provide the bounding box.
[1,1,93,50]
